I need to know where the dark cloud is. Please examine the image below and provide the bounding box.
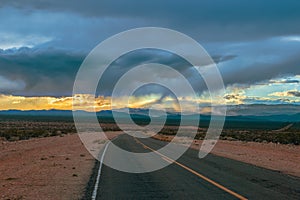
[1,45,299,97]
[0,47,235,96]
[98,49,240,97]
[0,0,300,42]
[0,47,84,96]
[226,104,300,116]
[220,54,300,86]
[269,79,299,84]
[224,94,240,101]
[288,91,300,97]
[212,55,237,64]
[0,75,25,91]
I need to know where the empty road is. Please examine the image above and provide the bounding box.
[84,134,300,199]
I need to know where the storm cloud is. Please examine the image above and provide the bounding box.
[0,47,83,96]
[288,91,300,97]
[0,0,300,105]
[0,44,299,97]
[0,47,235,96]
[0,0,300,44]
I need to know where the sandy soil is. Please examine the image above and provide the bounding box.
[0,132,121,200]
[153,134,300,177]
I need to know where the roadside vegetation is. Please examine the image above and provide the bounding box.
[0,118,122,141]
[0,115,299,145]
[158,123,300,145]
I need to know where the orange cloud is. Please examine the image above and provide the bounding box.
[0,94,164,112]
[0,93,215,112]
[0,94,112,111]
[269,90,300,98]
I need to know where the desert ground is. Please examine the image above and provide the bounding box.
[0,121,299,199]
[0,132,120,200]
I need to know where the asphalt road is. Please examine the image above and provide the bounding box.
[84,134,300,200]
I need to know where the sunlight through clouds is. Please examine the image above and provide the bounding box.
[0,32,52,50]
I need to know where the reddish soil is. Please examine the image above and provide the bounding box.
[0,132,120,200]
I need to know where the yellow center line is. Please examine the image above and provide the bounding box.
[161,156,173,163]
[134,138,248,200]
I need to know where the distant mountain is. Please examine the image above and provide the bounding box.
[0,109,299,122]
[239,113,300,122]
[0,109,73,116]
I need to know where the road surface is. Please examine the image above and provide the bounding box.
[84,134,300,199]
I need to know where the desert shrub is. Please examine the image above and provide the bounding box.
[221,130,300,145]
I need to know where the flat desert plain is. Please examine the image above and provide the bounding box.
[0,132,299,199]
[0,132,120,200]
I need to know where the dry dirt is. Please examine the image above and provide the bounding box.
[0,132,121,200]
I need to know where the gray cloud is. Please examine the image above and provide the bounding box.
[224,94,240,101]
[219,54,300,86]
[211,55,237,64]
[270,79,299,84]
[226,104,300,116]
[0,75,25,91]
[288,91,300,97]
[0,47,83,96]
[0,1,300,98]
[0,48,204,96]
[0,0,300,43]
[1,45,299,97]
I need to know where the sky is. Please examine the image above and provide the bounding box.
[0,0,299,115]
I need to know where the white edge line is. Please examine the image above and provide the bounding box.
[91,136,119,200]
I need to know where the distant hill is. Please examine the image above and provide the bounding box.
[0,109,73,116]
[0,109,299,123]
[232,113,300,122]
